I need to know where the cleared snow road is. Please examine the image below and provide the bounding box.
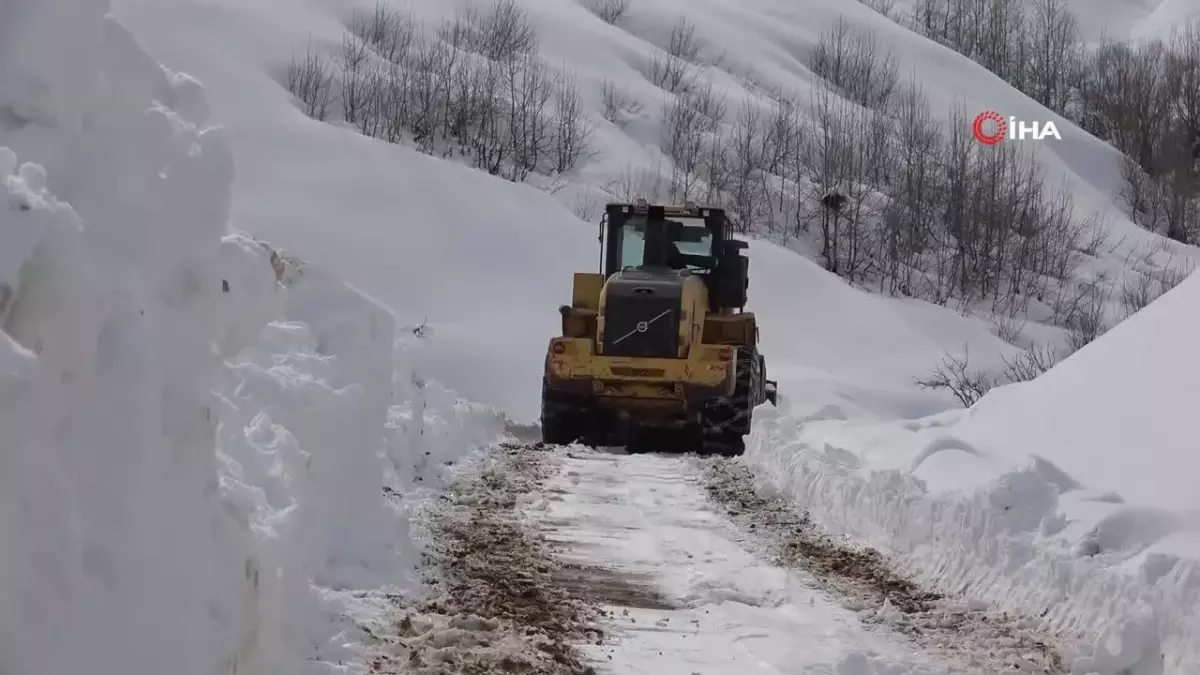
[529,449,957,675]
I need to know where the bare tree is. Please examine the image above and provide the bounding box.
[458,0,538,62]
[648,17,701,93]
[809,18,899,110]
[581,0,629,24]
[858,0,897,19]
[504,52,554,180]
[882,81,942,295]
[1026,0,1081,114]
[1001,344,1059,382]
[287,38,334,120]
[551,70,596,173]
[339,33,371,125]
[349,2,416,63]
[914,346,995,407]
[661,81,723,200]
[1052,275,1111,351]
[726,97,766,232]
[600,78,643,126]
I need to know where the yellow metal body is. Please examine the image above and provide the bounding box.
[546,270,758,419]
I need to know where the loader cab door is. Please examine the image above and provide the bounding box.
[603,204,717,278]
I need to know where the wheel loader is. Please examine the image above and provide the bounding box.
[540,200,778,456]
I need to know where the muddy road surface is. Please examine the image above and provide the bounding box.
[364,441,1066,674]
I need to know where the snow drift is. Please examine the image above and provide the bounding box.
[747,273,1200,674]
[0,3,503,674]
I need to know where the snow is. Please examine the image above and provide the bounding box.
[0,2,504,674]
[108,0,1198,423]
[5,0,1200,672]
[746,269,1200,674]
[531,451,955,674]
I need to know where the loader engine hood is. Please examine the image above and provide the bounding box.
[601,267,687,358]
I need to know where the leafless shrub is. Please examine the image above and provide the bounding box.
[1053,275,1111,351]
[1119,269,1157,317]
[1000,344,1059,383]
[908,0,1029,85]
[581,0,628,24]
[600,78,643,126]
[992,314,1026,344]
[809,17,899,109]
[551,70,597,173]
[606,160,671,202]
[451,0,539,62]
[1119,252,1195,316]
[904,0,1197,246]
[1079,217,1111,256]
[286,39,335,119]
[661,80,724,201]
[648,17,701,93]
[858,0,897,19]
[570,191,600,221]
[339,33,372,126]
[1025,0,1082,114]
[502,52,554,181]
[349,2,416,63]
[291,0,593,185]
[914,346,995,407]
[799,82,891,280]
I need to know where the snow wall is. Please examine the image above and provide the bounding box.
[0,3,503,674]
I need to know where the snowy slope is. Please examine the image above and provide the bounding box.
[746,271,1200,673]
[108,0,1199,422]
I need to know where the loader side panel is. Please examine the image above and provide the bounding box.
[572,272,605,310]
[702,312,757,346]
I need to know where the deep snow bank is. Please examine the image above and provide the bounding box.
[745,239,1017,420]
[958,272,1200,511]
[746,275,1200,674]
[0,3,504,674]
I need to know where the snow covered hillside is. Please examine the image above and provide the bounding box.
[110,0,1199,422]
[747,269,1200,674]
[0,1,502,674]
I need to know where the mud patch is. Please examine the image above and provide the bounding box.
[551,563,677,611]
[702,459,1067,673]
[367,442,673,674]
[368,442,602,674]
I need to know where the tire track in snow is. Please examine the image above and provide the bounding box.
[369,442,1068,674]
[366,441,669,675]
[702,458,1068,674]
[529,447,974,674]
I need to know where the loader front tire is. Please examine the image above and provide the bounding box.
[699,348,763,456]
[540,376,589,446]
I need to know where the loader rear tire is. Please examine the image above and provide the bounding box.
[699,348,763,457]
[540,376,588,446]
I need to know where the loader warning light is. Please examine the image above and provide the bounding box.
[552,342,566,354]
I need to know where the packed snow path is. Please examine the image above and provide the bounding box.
[531,449,974,675]
[380,442,1066,674]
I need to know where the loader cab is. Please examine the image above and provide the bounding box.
[601,201,749,310]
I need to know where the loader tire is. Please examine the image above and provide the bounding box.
[699,348,763,456]
[540,376,588,446]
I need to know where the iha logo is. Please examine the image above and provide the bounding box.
[972,110,1061,144]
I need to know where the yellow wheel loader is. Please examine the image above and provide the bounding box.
[540,201,778,456]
